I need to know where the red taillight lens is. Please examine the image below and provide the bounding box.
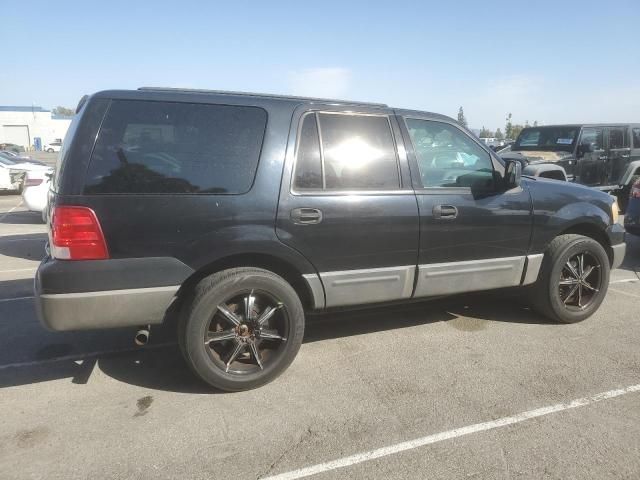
[631,181,640,199]
[24,178,43,187]
[51,206,109,260]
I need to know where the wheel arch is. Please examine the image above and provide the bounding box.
[176,252,319,312]
[557,222,612,265]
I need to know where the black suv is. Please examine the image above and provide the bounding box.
[36,88,626,391]
[502,124,640,210]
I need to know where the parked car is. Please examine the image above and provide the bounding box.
[36,88,625,391]
[624,176,640,237]
[0,143,25,153]
[0,153,50,172]
[22,169,52,221]
[0,161,25,191]
[43,141,62,153]
[0,151,47,167]
[501,124,640,211]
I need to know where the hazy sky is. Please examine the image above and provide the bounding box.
[2,0,639,130]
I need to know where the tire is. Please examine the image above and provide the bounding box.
[46,148,54,153]
[179,267,305,391]
[530,234,610,323]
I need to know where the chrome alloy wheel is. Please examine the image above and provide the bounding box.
[205,290,288,374]
[558,251,602,310]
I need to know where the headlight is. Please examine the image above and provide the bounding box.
[611,199,619,224]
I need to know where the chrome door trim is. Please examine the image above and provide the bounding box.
[522,254,544,285]
[415,256,526,297]
[320,265,415,308]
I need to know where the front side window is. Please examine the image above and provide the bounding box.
[633,128,640,148]
[608,127,629,150]
[580,127,604,151]
[405,119,494,188]
[85,100,267,194]
[293,112,400,191]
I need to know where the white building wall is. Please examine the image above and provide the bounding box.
[0,109,72,149]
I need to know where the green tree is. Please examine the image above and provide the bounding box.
[479,126,494,138]
[52,106,74,117]
[457,107,468,128]
[505,113,514,139]
[511,124,525,139]
[495,128,504,140]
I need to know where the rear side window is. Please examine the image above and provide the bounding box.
[293,112,400,191]
[84,100,267,194]
[608,127,629,150]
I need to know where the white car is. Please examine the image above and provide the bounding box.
[0,162,25,191]
[22,169,52,221]
[43,141,63,153]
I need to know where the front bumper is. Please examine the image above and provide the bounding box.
[35,256,193,331]
[606,223,626,269]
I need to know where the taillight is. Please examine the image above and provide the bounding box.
[24,178,43,187]
[631,181,640,199]
[51,206,109,260]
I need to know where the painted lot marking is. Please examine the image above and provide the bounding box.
[609,278,639,284]
[609,288,640,299]
[0,296,35,303]
[263,384,640,480]
[0,201,22,222]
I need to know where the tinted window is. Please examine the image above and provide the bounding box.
[608,127,629,149]
[633,128,640,148]
[580,127,604,150]
[406,119,494,188]
[514,127,579,151]
[292,112,400,191]
[293,114,322,190]
[85,100,267,194]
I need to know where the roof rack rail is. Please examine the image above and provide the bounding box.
[137,87,388,108]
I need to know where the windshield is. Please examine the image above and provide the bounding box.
[514,127,579,152]
[0,154,17,165]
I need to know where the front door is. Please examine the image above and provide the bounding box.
[398,114,533,297]
[276,107,419,308]
[605,126,632,185]
[576,126,606,186]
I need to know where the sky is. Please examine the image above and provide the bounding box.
[2,0,639,131]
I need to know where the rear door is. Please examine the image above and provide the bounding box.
[576,126,605,186]
[605,126,632,185]
[276,106,419,308]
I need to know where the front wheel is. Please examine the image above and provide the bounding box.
[530,234,610,323]
[179,267,305,391]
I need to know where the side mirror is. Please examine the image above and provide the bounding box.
[504,159,522,189]
[578,143,593,156]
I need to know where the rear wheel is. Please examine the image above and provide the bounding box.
[530,234,610,323]
[179,267,305,391]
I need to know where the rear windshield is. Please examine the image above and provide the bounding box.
[514,127,579,152]
[84,100,267,194]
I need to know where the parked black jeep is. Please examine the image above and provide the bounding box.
[36,88,626,391]
[501,124,640,211]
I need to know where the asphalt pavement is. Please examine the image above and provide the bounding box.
[1,193,639,480]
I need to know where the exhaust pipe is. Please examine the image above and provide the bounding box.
[135,325,150,346]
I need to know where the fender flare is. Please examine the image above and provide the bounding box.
[618,160,640,186]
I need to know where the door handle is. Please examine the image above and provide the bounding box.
[598,155,608,161]
[291,208,323,225]
[433,204,458,219]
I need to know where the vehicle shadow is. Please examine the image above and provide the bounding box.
[0,233,47,261]
[0,210,43,225]
[0,292,553,394]
[618,234,640,274]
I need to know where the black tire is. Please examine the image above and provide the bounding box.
[179,267,305,391]
[530,234,610,323]
[46,148,54,153]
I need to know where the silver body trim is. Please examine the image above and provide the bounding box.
[302,273,326,309]
[522,254,544,285]
[320,265,415,308]
[37,286,179,331]
[611,243,626,270]
[414,256,526,297]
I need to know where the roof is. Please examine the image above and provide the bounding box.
[523,123,640,128]
[0,105,49,112]
[137,87,388,108]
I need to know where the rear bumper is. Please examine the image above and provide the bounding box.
[35,256,193,331]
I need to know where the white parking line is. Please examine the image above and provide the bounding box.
[0,341,176,371]
[0,296,34,303]
[610,278,639,284]
[0,268,38,274]
[0,201,23,222]
[609,288,640,299]
[263,383,640,480]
